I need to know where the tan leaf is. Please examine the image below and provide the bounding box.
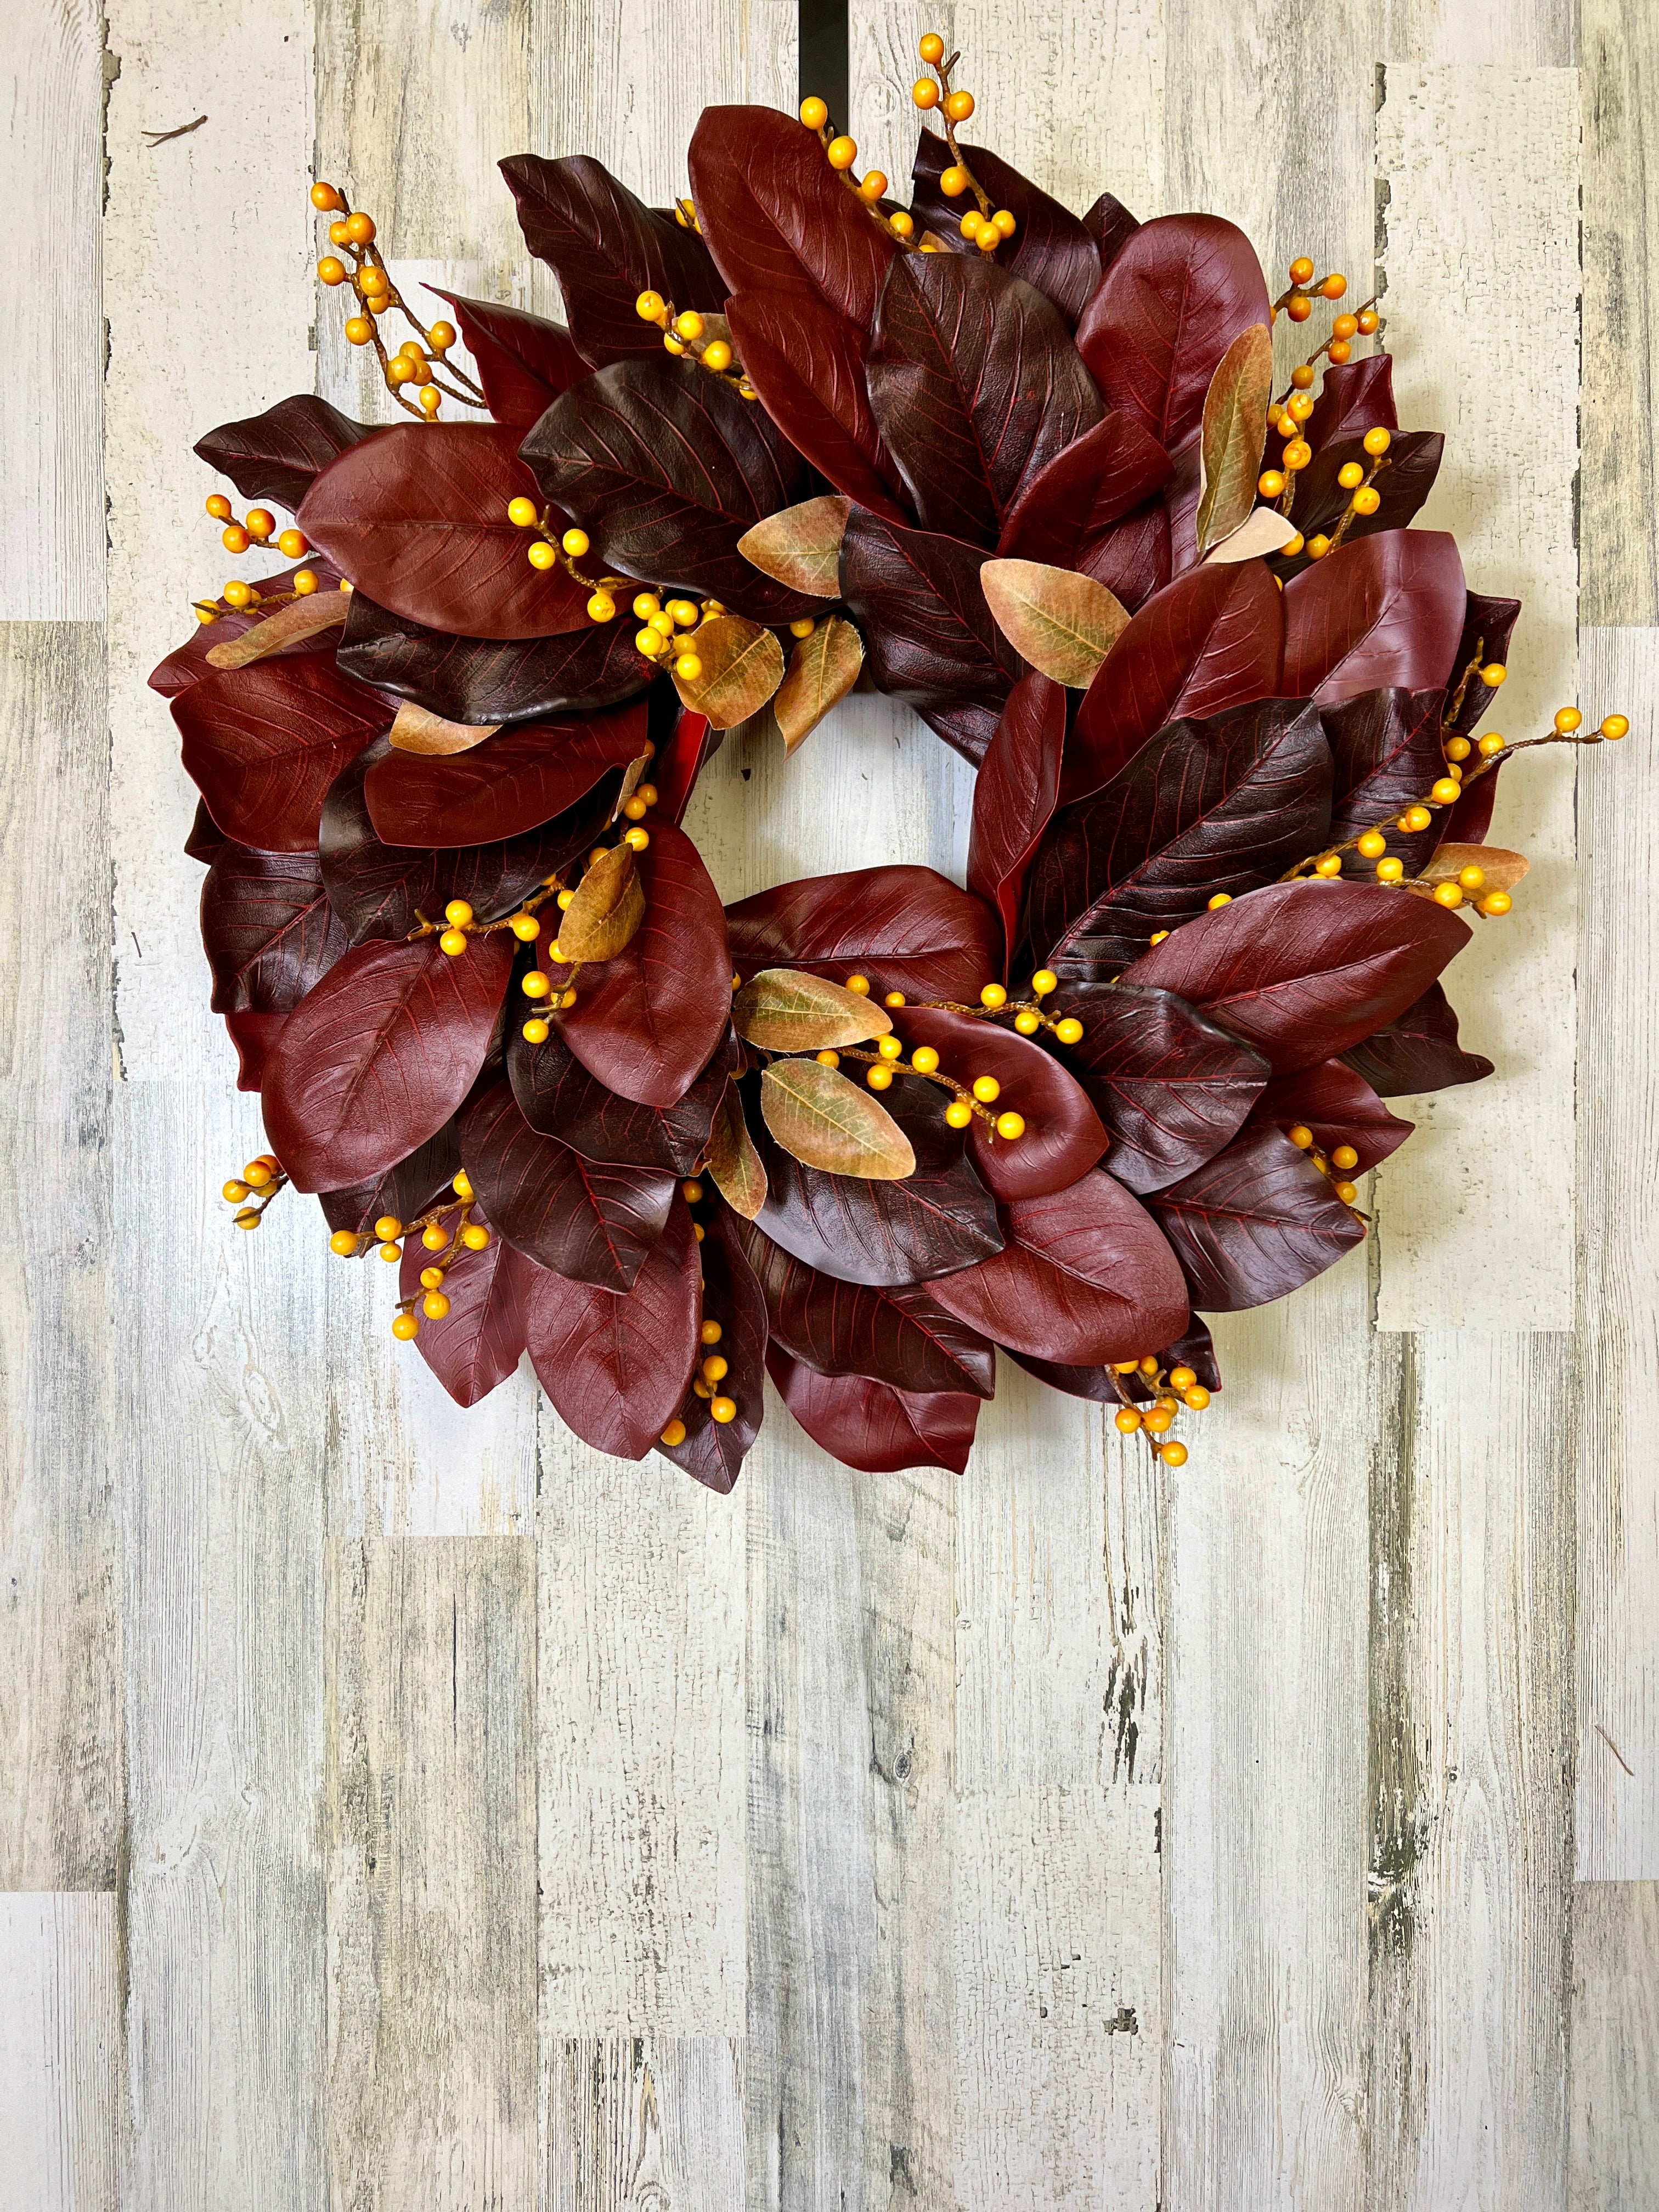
[732,967,894,1052]
[1202,504,1302,565]
[1405,842,1531,899]
[386,700,502,755]
[1195,322,1274,555]
[760,1058,916,1181]
[672,612,786,730]
[772,618,865,753]
[737,495,850,597]
[704,1080,768,1219]
[554,842,644,963]
[609,751,651,822]
[978,558,1131,687]
[204,592,348,668]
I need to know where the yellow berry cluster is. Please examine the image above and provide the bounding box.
[1111,1352,1210,1465]
[1259,420,1393,555]
[660,1313,739,1443]
[632,290,754,394]
[192,495,326,624]
[221,1152,287,1229]
[321,1169,491,1338]
[1285,1121,1368,1209]
[309,180,483,420]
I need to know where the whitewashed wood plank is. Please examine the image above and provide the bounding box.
[1568,1881,1659,2209]
[1372,66,1581,1329]
[325,1535,539,2211]
[543,2035,744,2212]
[0,1893,120,2212]
[0,626,119,1893]
[2,0,104,619]
[1575,628,1659,1878]
[1367,1330,1576,2211]
[1381,0,1578,67]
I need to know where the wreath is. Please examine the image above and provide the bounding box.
[160,35,1627,1487]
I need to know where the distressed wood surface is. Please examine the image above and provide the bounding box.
[1570,1881,1659,2206]
[0,1892,120,2212]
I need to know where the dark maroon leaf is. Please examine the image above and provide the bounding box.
[766,1344,981,1475]
[398,1219,538,1407]
[1444,591,1522,736]
[995,411,1173,567]
[150,557,349,699]
[298,422,589,641]
[428,290,590,428]
[551,819,731,1108]
[524,1195,703,1460]
[1252,1058,1413,1171]
[261,933,514,1190]
[968,672,1067,969]
[897,1005,1109,1202]
[687,106,898,335]
[1441,766,1500,849]
[1281,529,1466,705]
[195,394,377,512]
[1149,1121,1365,1310]
[1082,191,1141,275]
[1029,699,1331,970]
[1063,560,1285,804]
[867,253,1102,548]
[910,130,1102,327]
[1272,433,1443,575]
[726,864,1002,1004]
[507,1018,735,1173]
[735,1218,995,1397]
[458,1077,674,1291]
[224,1011,285,1092]
[1338,980,1493,1096]
[657,1208,768,1493]
[652,703,720,826]
[319,1121,463,1238]
[184,798,229,865]
[174,652,390,852]
[1120,878,1471,1075]
[363,697,648,846]
[725,289,910,520]
[1046,981,1269,1196]
[1303,354,1399,453]
[1075,497,1171,613]
[335,588,650,724]
[499,153,720,369]
[1076,215,1269,454]
[928,1170,1189,1364]
[521,356,819,626]
[838,507,1020,763]
[1020,1314,1222,1403]
[1323,686,1449,878]
[201,843,348,1013]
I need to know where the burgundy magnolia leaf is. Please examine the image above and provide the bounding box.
[185,798,229,865]
[428,290,590,428]
[1062,559,1285,804]
[658,1208,768,1493]
[524,1195,703,1460]
[458,1077,675,1291]
[928,1170,1189,1364]
[224,1011,285,1093]
[499,153,720,369]
[1120,878,1471,1074]
[335,588,649,724]
[1083,191,1141,275]
[363,698,648,846]
[967,671,1067,969]
[1303,355,1399,453]
[551,818,731,1108]
[1252,1058,1414,1171]
[1323,686,1449,877]
[1274,432,1443,568]
[200,843,348,1012]
[152,561,350,698]
[1149,1121,1365,1310]
[1338,979,1494,1095]
[838,507,1020,762]
[262,933,515,1191]
[319,1121,463,1239]
[867,253,1103,548]
[1444,590,1522,736]
[687,106,898,335]
[507,1016,735,1173]
[725,289,910,520]
[1046,981,1269,1195]
[1015,1314,1222,1404]
[398,1221,538,1407]
[298,423,589,641]
[910,131,1103,328]
[195,394,376,512]
[726,864,1002,1005]
[651,703,720,826]
[1440,765,1501,849]
[995,411,1174,568]
[521,357,819,625]
[1076,215,1270,454]
[1075,498,1172,614]
[174,652,391,852]
[1029,698,1332,969]
[766,1344,981,1475]
[896,1005,1109,1203]
[1281,529,1466,705]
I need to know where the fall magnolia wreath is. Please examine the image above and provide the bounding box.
[161,36,1628,1487]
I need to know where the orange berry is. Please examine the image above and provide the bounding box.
[311,182,342,210]
[919,32,945,63]
[660,1418,688,1447]
[1328,339,1352,363]
[944,89,975,122]
[826,135,857,170]
[317,256,347,285]
[939,165,970,198]
[345,211,375,244]
[1288,256,1316,285]
[912,77,940,109]
[799,95,829,130]
[1286,294,1313,322]
[1357,308,1380,334]
[221,523,249,553]
[1333,313,1358,340]
[205,493,233,521]
[1322,273,1347,299]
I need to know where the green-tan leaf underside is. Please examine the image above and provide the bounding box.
[760,1058,916,1181]
[978,558,1130,687]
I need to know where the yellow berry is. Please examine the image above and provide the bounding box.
[884,991,906,1008]
[1144,1407,1173,1434]
[1288,1126,1314,1150]
[858,170,888,202]
[1288,393,1316,424]
[1601,714,1630,740]
[522,1018,550,1043]
[522,971,551,1000]
[939,165,970,198]
[1429,777,1461,805]
[1159,1442,1189,1466]
[1480,663,1508,688]
[844,974,870,995]
[1031,970,1058,996]
[440,898,472,928]
[556,889,575,909]
[944,89,975,122]
[221,523,250,554]
[632,592,661,619]
[1207,893,1232,911]
[799,96,829,130]
[585,591,616,623]
[1306,534,1333,560]
[527,536,560,571]
[1338,462,1365,489]
[438,928,468,956]
[379,1241,401,1263]
[1257,470,1286,499]
[330,1229,359,1256]
[311,180,342,210]
[960,211,985,242]
[345,316,374,346]
[635,290,665,323]
[1014,1009,1041,1034]
[1444,735,1472,761]
[1314,853,1344,876]
[421,1292,450,1319]
[702,339,733,373]
[1457,865,1486,893]
[910,1045,940,1074]
[816,1049,840,1068]
[1363,426,1392,456]
[889,211,915,239]
[1376,856,1405,883]
[1323,273,1347,300]
[992,210,1017,239]
[1054,1017,1084,1045]
[622,796,649,822]
[420,1266,446,1291]
[995,1111,1025,1139]
[674,653,703,682]
[1357,828,1387,858]
[461,1223,490,1251]
[1554,706,1583,733]
[980,982,1008,1008]
[1115,1408,1143,1434]
[877,1035,904,1060]
[1479,890,1513,916]
[392,1311,420,1341]
[919,31,945,62]
[945,1099,973,1128]
[912,77,940,109]
[624,826,650,851]
[1478,732,1507,758]
[636,627,667,657]
[1351,486,1381,516]
[701,1353,729,1384]
[1432,881,1464,909]
[971,1075,1000,1104]
[826,135,857,170]
[789,617,817,640]
[419,1223,447,1252]
[866,1063,893,1090]
[1286,293,1313,322]
[1283,439,1312,472]
[1328,341,1353,364]
[667,600,699,628]
[660,1417,688,1447]
[710,1396,737,1424]
[1288,256,1316,285]
[222,1178,250,1202]
[318,256,347,285]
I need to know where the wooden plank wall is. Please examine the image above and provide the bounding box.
[3,0,1658,2205]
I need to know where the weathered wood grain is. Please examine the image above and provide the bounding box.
[0,1892,120,2212]
[1569,1881,1659,2209]
[325,1534,539,2210]
[1372,65,1581,1329]
[1,0,105,620]
[1575,628,1658,1879]
[543,2036,744,2212]
[1380,0,1578,65]
[0,626,119,1894]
